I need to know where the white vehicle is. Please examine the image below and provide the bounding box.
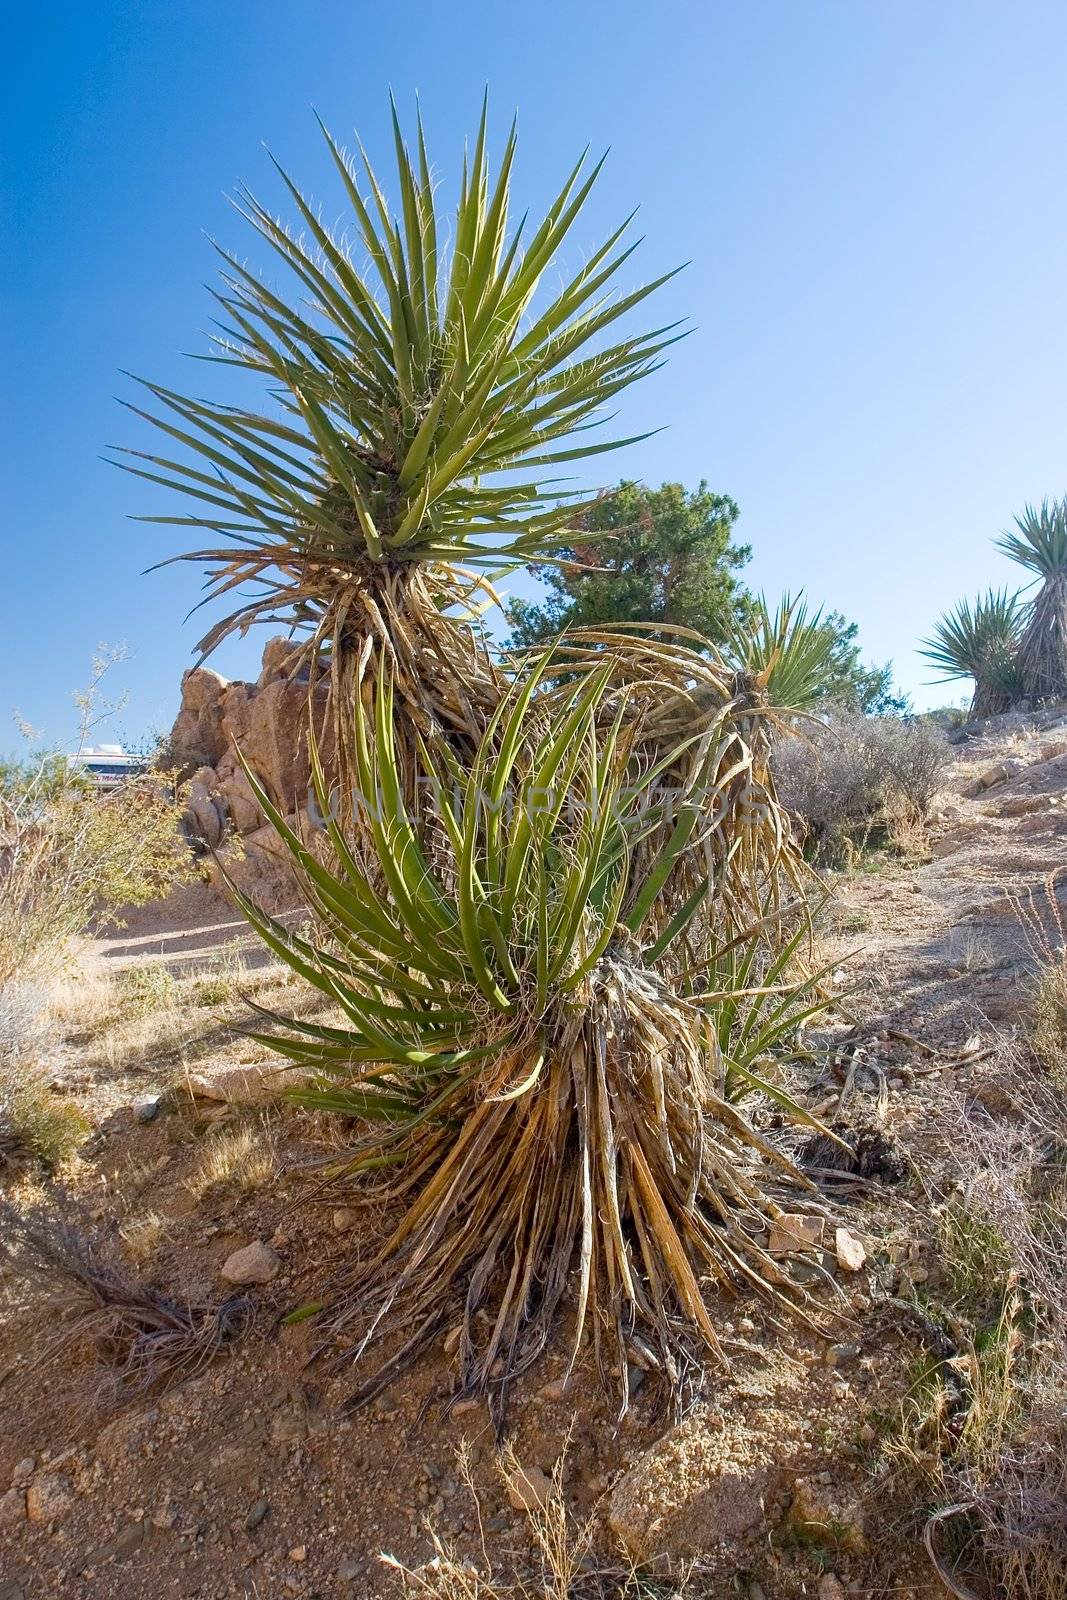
[70,744,149,790]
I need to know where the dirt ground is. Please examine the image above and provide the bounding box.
[2,711,1066,1600]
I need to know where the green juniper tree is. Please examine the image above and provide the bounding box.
[507,479,905,712]
[505,479,750,647]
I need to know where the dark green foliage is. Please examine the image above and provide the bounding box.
[504,480,750,648]
[506,480,905,713]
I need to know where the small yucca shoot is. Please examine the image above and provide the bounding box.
[231,658,826,1421]
[723,593,838,717]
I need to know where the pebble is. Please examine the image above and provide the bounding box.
[331,1208,358,1232]
[505,1465,554,1513]
[288,1544,307,1561]
[133,1095,162,1124]
[243,1497,270,1532]
[220,1240,281,1285]
[825,1342,863,1367]
[835,1227,867,1272]
[10,1459,34,1488]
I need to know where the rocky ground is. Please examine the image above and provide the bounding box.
[2,708,1066,1600]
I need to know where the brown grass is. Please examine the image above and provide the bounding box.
[186,1121,277,1202]
[883,1049,1067,1600]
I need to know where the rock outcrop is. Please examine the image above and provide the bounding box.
[168,638,333,910]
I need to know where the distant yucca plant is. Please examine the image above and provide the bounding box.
[118,99,680,793]
[231,660,825,1420]
[920,588,1025,717]
[996,498,1067,703]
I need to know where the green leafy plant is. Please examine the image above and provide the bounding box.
[723,593,839,717]
[996,498,1067,702]
[118,100,681,779]
[231,660,823,1419]
[919,588,1025,717]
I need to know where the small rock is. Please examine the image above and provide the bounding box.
[331,1207,358,1233]
[133,1095,162,1124]
[220,1240,280,1285]
[184,1072,226,1102]
[609,1411,772,1562]
[25,1474,73,1523]
[835,1227,867,1273]
[506,1465,554,1514]
[10,1459,34,1488]
[288,1544,307,1562]
[337,1558,363,1580]
[768,1214,823,1255]
[825,1342,863,1367]
[539,1376,572,1402]
[818,1577,847,1600]
[0,1488,25,1529]
[243,1497,269,1532]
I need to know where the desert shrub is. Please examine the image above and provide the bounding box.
[0,754,194,987]
[772,710,948,863]
[0,1195,249,1397]
[1027,955,1067,1082]
[0,982,90,1167]
[887,1058,1067,1600]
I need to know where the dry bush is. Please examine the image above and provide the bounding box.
[890,1053,1067,1600]
[0,981,89,1167]
[0,757,193,988]
[383,1445,685,1600]
[186,1121,277,1201]
[773,711,948,863]
[1028,956,1067,1082]
[119,1210,172,1266]
[0,1195,249,1399]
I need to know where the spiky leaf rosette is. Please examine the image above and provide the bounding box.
[116,99,681,768]
[996,499,1067,703]
[919,588,1025,717]
[723,593,838,717]
[230,661,826,1423]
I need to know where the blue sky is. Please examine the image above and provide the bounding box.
[4,0,1067,747]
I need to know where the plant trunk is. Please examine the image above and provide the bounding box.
[1015,574,1067,704]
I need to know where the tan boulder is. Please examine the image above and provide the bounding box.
[607,1411,773,1563]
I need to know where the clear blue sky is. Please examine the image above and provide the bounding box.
[4,0,1067,747]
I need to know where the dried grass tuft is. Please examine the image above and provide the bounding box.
[0,1196,249,1399]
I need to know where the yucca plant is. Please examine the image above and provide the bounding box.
[723,593,838,718]
[116,99,680,803]
[230,659,825,1422]
[995,498,1067,703]
[919,588,1025,717]
[513,624,809,962]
